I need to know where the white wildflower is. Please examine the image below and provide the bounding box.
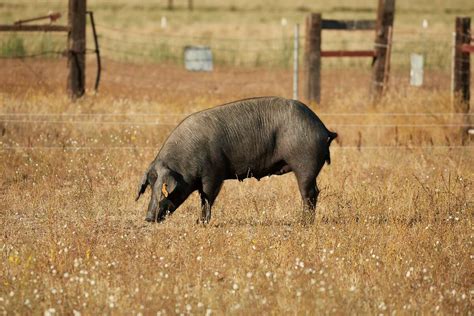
[44,308,56,316]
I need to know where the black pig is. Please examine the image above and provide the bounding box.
[136,96,337,224]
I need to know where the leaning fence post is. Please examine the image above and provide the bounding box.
[372,0,395,100]
[453,16,471,143]
[87,11,101,92]
[67,0,86,99]
[304,13,322,104]
[293,24,299,100]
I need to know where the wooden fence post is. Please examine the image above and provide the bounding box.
[304,13,322,104]
[67,0,86,99]
[168,0,174,10]
[453,17,471,143]
[372,0,395,100]
[188,0,193,11]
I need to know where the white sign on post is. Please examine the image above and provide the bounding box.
[184,46,213,72]
[410,54,424,86]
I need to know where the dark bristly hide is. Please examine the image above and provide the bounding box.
[136,96,337,224]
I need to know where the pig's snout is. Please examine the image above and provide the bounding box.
[145,199,175,223]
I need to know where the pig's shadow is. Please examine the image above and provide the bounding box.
[211,218,295,228]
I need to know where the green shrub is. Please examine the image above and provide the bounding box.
[0,35,26,57]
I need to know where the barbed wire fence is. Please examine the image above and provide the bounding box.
[0,23,468,103]
[0,112,472,150]
[0,19,464,86]
[0,5,472,150]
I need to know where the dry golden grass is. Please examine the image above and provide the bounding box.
[0,57,473,315]
[1,147,472,315]
[1,1,473,314]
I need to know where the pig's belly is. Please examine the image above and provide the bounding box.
[227,160,292,181]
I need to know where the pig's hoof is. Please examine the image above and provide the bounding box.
[196,218,209,225]
[145,217,155,223]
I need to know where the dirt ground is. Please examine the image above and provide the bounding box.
[0,57,453,102]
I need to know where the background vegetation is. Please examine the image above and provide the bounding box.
[1,0,474,68]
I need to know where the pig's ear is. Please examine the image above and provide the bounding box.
[135,167,158,201]
[135,172,148,201]
[161,173,178,198]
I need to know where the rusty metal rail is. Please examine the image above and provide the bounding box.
[321,50,375,57]
[1,12,69,32]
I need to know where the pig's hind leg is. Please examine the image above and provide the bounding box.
[293,159,325,225]
[296,174,319,225]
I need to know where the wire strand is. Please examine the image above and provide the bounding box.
[0,112,471,117]
[95,23,293,42]
[0,51,64,59]
[0,119,470,128]
[1,145,472,151]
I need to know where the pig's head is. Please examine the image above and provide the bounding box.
[136,164,187,222]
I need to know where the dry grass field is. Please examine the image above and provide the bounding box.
[1,62,472,314]
[1,0,473,315]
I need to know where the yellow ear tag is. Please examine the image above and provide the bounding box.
[161,183,169,197]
